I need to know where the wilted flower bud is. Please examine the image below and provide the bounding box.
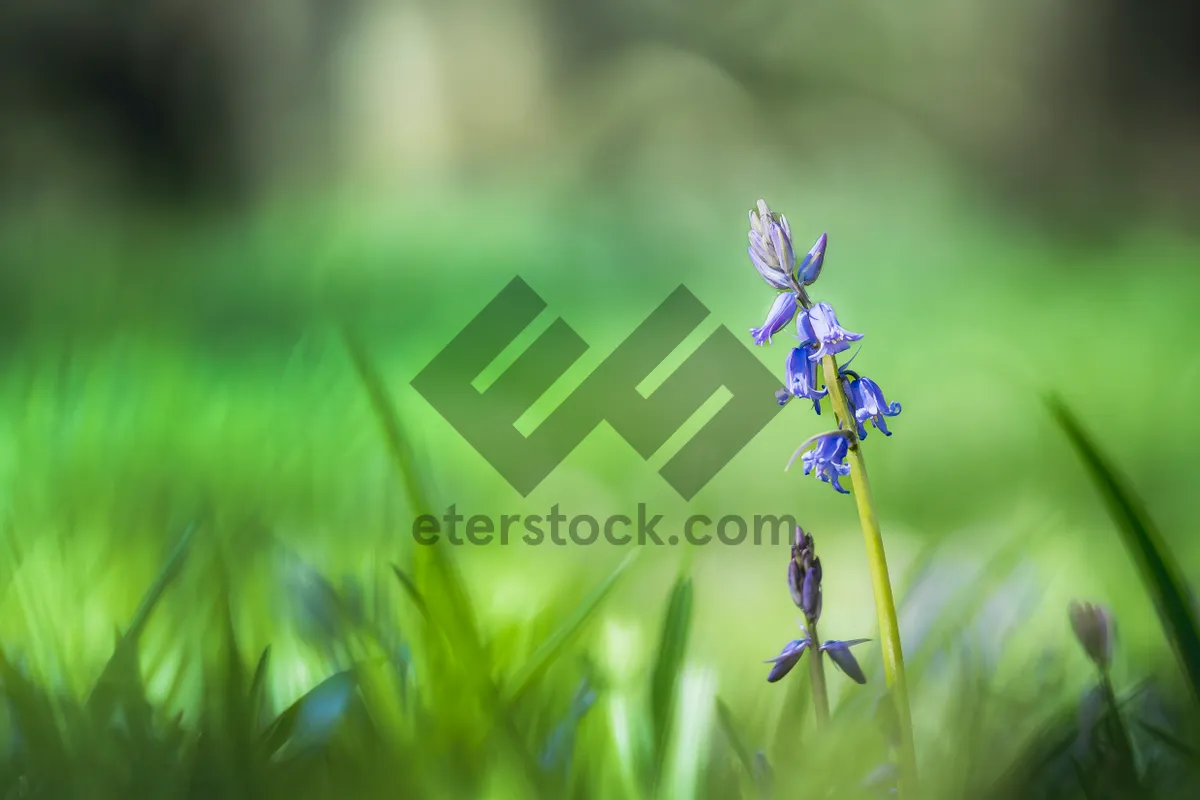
[788,528,823,624]
[1069,601,1115,671]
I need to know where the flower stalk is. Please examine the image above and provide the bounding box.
[822,353,918,792]
[765,529,868,731]
[744,199,918,796]
[807,618,831,726]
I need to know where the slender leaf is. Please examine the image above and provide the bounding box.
[249,647,272,730]
[260,668,358,758]
[715,699,757,782]
[1137,718,1200,763]
[343,333,547,795]
[649,573,693,787]
[1048,396,1200,701]
[85,521,196,724]
[504,552,639,706]
[341,325,487,668]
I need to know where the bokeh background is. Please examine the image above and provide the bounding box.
[0,0,1198,796]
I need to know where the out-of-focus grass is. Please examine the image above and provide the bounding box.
[0,182,1198,796]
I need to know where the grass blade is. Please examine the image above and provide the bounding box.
[85,521,196,723]
[504,551,639,706]
[260,668,358,758]
[249,646,272,730]
[341,320,547,796]
[649,572,693,789]
[1048,396,1200,701]
[1137,718,1200,763]
[340,324,487,665]
[715,698,757,782]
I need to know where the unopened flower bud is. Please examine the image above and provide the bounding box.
[1069,601,1115,671]
[787,527,823,623]
[748,200,796,290]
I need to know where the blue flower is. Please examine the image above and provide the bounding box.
[801,432,851,494]
[819,639,871,685]
[848,376,902,438]
[764,630,872,684]
[799,302,863,361]
[796,232,827,286]
[750,291,799,345]
[764,638,809,683]
[784,345,827,413]
[748,200,796,289]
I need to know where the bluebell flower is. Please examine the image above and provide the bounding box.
[796,232,828,286]
[764,638,809,683]
[801,432,851,494]
[748,199,796,289]
[848,376,902,438]
[764,629,872,684]
[784,345,827,413]
[799,302,863,361]
[819,639,871,684]
[750,291,798,345]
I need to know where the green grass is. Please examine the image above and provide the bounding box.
[0,192,1199,798]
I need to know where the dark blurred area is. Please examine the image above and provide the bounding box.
[0,0,1196,229]
[0,0,350,209]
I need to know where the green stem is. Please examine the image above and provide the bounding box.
[821,354,919,795]
[807,620,831,728]
[1099,671,1140,790]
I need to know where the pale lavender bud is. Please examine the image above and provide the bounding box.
[1069,601,1115,671]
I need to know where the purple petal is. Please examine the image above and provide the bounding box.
[796,233,827,285]
[820,639,870,684]
[764,638,810,683]
[748,244,791,290]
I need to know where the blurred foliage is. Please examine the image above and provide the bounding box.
[1,336,1200,798]
[0,2,1198,797]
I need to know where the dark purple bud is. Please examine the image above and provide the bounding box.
[764,638,810,683]
[787,558,804,608]
[787,528,823,623]
[791,525,807,554]
[820,639,871,684]
[801,560,822,623]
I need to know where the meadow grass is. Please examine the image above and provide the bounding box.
[0,196,1198,798]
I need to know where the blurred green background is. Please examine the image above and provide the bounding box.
[0,1,1198,797]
